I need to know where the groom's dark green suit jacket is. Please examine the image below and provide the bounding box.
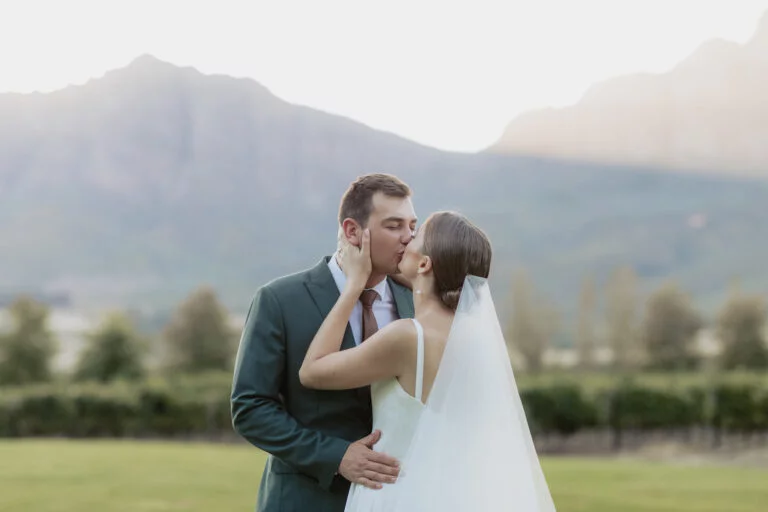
[231,257,414,512]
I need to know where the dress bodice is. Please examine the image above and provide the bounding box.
[344,318,426,510]
[368,318,425,458]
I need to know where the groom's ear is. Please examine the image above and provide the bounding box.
[341,218,363,247]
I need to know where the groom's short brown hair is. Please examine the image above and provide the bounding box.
[338,173,411,226]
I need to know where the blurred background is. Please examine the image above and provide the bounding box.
[1,1,768,510]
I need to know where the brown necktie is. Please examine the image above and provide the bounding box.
[360,289,380,342]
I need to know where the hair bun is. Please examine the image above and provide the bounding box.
[440,288,462,311]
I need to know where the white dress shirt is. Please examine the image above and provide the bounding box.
[327,252,399,345]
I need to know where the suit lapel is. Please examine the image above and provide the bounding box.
[388,278,415,319]
[305,257,370,405]
[304,257,356,351]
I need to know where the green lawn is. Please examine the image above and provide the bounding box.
[1,439,766,511]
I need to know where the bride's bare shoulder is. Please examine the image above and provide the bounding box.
[375,318,418,347]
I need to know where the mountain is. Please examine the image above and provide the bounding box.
[489,10,768,176]
[1,55,768,328]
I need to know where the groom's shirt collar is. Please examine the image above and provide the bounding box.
[327,252,391,302]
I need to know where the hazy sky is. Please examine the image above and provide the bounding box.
[2,0,767,151]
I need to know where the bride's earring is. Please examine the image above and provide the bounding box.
[414,289,422,295]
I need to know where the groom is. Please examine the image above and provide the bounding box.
[231,173,418,511]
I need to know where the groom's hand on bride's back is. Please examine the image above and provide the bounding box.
[338,429,400,489]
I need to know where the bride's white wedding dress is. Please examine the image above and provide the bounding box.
[344,318,426,511]
[345,277,557,511]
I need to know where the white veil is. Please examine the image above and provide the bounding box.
[390,275,556,511]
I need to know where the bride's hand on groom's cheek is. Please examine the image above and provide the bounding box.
[341,229,372,288]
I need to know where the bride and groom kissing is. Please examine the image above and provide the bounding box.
[231,173,556,511]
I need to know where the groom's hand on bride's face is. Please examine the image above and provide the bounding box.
[338,429,400,489]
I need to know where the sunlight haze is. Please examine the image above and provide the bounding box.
[2,0,767,150]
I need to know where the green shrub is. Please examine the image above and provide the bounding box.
[711,384,762,432]
[521,384,598,436]
[0,372,764,440]
[604,384,702,430]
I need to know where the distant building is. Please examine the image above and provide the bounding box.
[0,291,71,309]
[508,328,730,371]
[0,308,96,372]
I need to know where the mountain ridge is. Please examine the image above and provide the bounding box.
[1,53,767,326]
[489,9,768,175]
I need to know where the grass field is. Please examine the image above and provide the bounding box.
[1,439,766,512]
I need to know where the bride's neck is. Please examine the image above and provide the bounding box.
[414,292,447,316]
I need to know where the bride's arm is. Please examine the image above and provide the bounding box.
[299,319,414,390]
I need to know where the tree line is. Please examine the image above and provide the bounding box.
[0,286,234,386]
[507,266,768,374]
[1,265,767,388]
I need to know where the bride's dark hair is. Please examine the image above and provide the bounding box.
[421,211,492,310]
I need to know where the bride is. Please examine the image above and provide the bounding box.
[299,211,556,511]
